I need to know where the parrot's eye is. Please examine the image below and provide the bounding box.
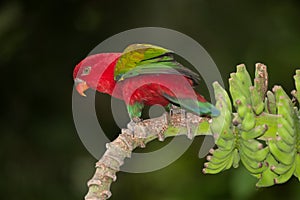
[82,66,91,76]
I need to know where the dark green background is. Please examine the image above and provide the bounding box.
[1,0,300,199]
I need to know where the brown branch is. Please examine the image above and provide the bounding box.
[84,111,211,200]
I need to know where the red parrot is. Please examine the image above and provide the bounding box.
[73,44,219,121]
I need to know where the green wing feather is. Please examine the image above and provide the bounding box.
[119,61,200,85]
[114,44,171,80]
[114,44,200,85]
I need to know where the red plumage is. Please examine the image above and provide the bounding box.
[73,46,219,119]
[74,53,202,105]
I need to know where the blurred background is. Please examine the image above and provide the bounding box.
[1,0,300,199]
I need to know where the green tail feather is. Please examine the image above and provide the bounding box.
[163,93,220,117]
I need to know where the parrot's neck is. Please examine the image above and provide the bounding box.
[97,78,116,95]
[96,60,118,95]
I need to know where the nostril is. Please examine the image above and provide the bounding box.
[74,78,84,84]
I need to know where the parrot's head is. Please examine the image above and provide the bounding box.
[73,53,121,96]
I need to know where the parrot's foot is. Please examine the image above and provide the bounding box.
[186,118,193,139]
[180,109,193,139]
[169,106,193,139]
[157,113,168,141]
[157,131,165,142]
[127,118,147,146]
[127,117,142,133]
[132,117,142,123]
[169,105,181,116]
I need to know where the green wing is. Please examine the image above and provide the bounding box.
[114,44,171,80]
[114,44,200,85]
[119,61,200,85]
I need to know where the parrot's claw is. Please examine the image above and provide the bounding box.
[127,117,142,133]
[156,113,168,141]
[140,142,146,148]
[186,118,193,139]
[127,118,148,140]
[132,117,142,123]
[169,104,181,116]
[127,120,138,135]
[157,132,165,141]
[180,109,193,139]
[169,106,193,139]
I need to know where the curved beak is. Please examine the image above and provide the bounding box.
[74,78,89,97]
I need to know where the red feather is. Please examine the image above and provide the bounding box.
[74,52,219,118]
